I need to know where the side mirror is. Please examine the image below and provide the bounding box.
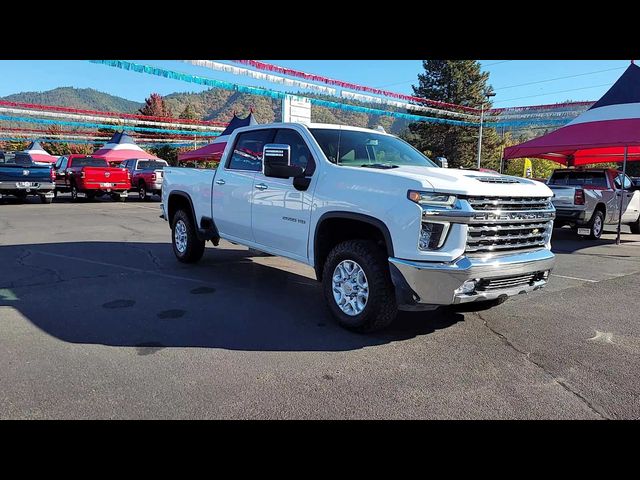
[263,144,303,179]
[435,156,448,168]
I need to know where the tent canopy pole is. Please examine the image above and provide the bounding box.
[616,145,629,245]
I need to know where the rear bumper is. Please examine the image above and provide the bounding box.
[554,208,587,222]
[389,248,556,310]
[0,181,55,193]
[77,181,130,192]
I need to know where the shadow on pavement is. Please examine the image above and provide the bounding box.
[0,241,464,352]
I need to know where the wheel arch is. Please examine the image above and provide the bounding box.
[313,212,394,281]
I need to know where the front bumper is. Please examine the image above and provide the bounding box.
[389,248,555,310]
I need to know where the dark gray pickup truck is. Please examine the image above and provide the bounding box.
[0,152,56,203]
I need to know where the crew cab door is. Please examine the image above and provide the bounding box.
[212,128,276,242]
[615,173,640,223]
[55,156,68,189]
[251,128,317,260]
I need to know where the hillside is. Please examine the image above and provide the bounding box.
[2,87,142,113]
[1,86,411,135]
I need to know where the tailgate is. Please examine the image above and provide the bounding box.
[0,165,52,182]
[83,167,129,183]
[549,185,576,207]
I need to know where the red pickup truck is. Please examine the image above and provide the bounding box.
[53,155,131,202]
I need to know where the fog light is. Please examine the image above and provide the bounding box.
[455,279,477,295]
[419,222,448,250]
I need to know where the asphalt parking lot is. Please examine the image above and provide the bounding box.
[1,194,640,419]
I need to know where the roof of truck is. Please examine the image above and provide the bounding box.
[235,122,396,137]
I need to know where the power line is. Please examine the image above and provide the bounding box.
[374,61,512,88]
[493,66,625,91]
[494,83,612,104]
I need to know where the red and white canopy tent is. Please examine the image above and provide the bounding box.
[503,62,640,243]
[93,131,158,164]
[178,112,258,164]
[23,140,56,163]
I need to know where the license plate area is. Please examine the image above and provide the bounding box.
[17,182,35,188]
[577,228,591,236]
[101,183,113,188]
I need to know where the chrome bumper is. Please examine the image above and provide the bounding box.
[388,248,555,309]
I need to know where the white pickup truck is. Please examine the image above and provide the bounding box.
[161,123,556,332]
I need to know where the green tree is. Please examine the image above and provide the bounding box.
[404,60,502,169]
[179,103,198,120]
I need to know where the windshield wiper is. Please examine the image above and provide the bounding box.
[360,164,399,169]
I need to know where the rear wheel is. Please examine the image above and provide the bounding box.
[71,184,79,202]
[322,240,397,332]
[586,210,604,239]
[171,209,205,263]
[630,217,640,234]
[139,182,149,201]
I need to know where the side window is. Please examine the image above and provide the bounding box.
[54,157,63,169]
[273,129,316,174]
[60,157,68,170]
[227,129,276,172]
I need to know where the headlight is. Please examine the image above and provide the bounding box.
[408,190,456,206]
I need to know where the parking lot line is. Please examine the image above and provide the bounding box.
[31,250,211,285]
[551,274,599,283]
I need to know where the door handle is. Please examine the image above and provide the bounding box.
[255,183,268,191]
[215,179,226,185]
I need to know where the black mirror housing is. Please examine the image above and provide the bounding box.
[263,143,303,179]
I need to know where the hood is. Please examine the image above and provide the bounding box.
[372,166,553,197]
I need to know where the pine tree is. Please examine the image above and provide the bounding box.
[179,103,198,120]
[405,60,503,169]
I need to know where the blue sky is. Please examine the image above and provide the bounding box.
[0,60,632,108]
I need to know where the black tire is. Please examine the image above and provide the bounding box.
[586,210,604,239]
[40,195,53,204]
[322,240,397,333]
[70,184,79,202]
[86,192,96,201]
[630,218,640,234]
[53,190,58,198]
[171,209,205,263]
[139,182,149,201]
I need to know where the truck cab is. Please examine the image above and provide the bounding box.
[119,158,168,201]
[161,123,557,332]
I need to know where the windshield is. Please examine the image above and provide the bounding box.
[73,157,109,168]
[309,128,437,168]
[137,160,167,170]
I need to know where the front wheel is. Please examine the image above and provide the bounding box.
[322,240,397,332]
[171,209,205,263]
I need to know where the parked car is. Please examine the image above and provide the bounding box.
[0,152,55,203]
[161,122,556,332]
[53,155,131,202]
[547,168,640,239]
[119,158,168,201]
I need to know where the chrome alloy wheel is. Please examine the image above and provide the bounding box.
[174,219,188,253]
[332,260,369,316]
[593,215,602,237]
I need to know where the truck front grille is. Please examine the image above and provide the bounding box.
[465,197,554,254]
